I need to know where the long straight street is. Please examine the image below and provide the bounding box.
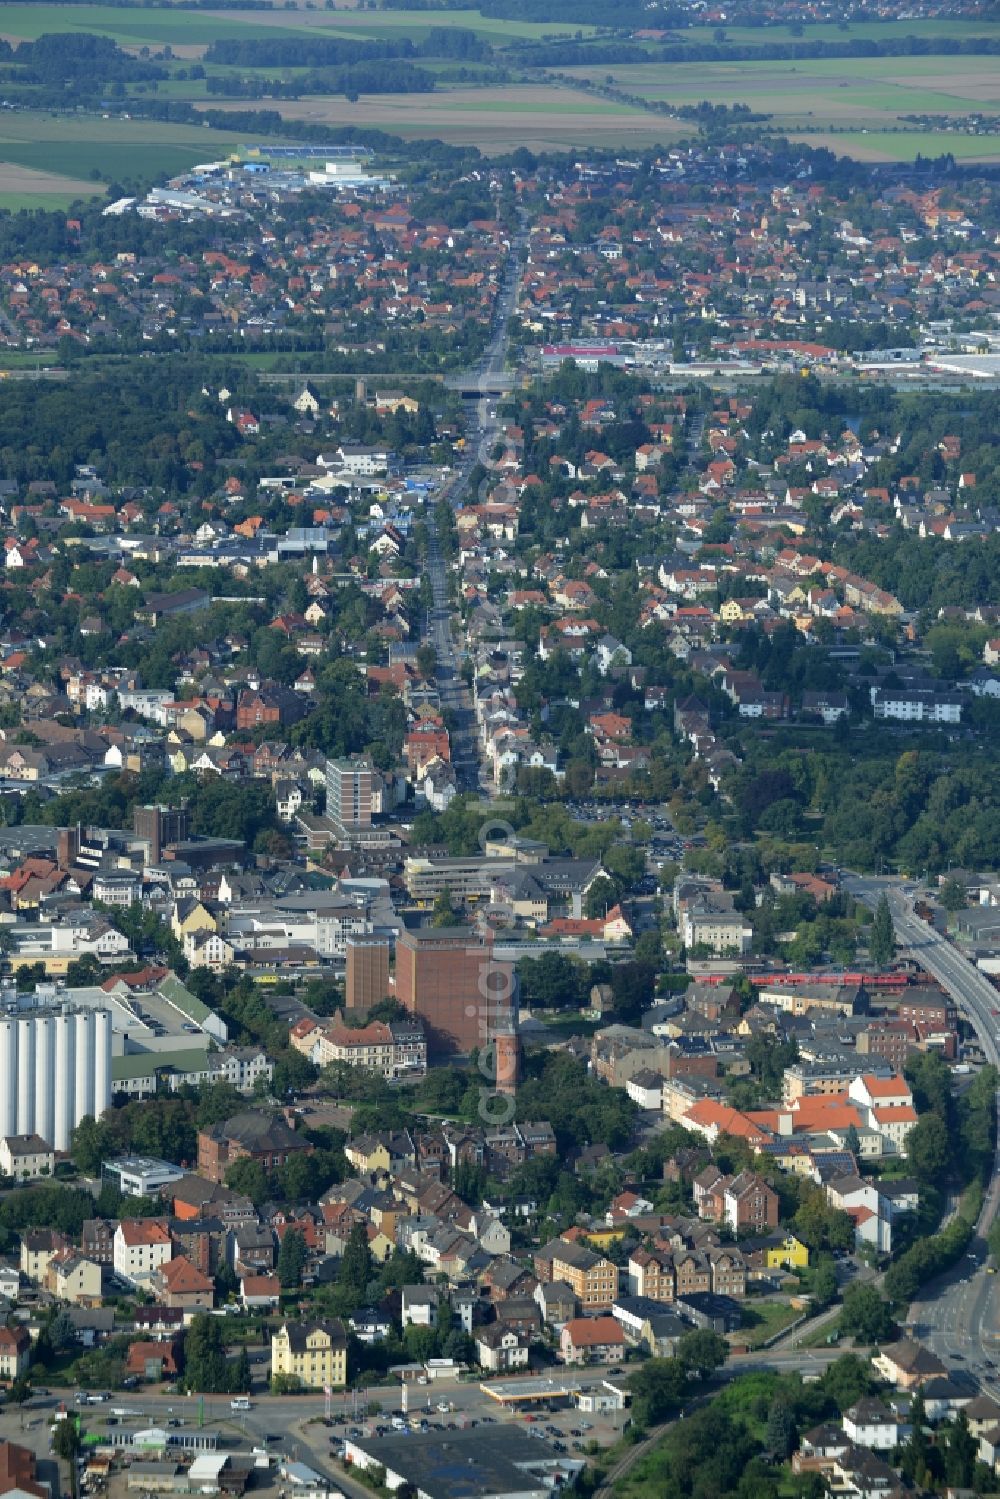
[424,214,528,795]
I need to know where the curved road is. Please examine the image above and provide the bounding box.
[844,878,1000,1376]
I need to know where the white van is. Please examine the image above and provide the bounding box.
[231,1397,252,1412]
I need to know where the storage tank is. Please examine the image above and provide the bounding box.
[75,1008,96,1124]
[93,1008,112,1118]
[16,1014,35,1137]
[0,1017,15,1137]
[33,1011,55,1149]
[53,1011,73,1153]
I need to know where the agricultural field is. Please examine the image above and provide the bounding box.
[0,2,995,186]
[0,113,256,201]
[564,53,1000,161]
[566,56,1000,125]
[793,129,1000,163]
[676,16,1000,47]
[0,3,590,50]
[200,84,687,152]
[0,162,101,211]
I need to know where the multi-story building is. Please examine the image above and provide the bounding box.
[217,1046,273,1092]
[395,927,513,1057]
[560,1317,625,1365]
[0,1006,112,1152]
[133,803,189,865]
[681,903,753,956]
[153,1256,215,1311]
[0,1325,31,1380]
[628,1246,675,1303]
[293,1016,427,1080]
[708,1247,747,1298]
[872,688,961,724]
[695,1168,778,1233]
[345,936,391,1011]
[197,1111,313,1185]
[534,1240,619,1311]
[20,1229,67,1283]
[326,755,376,833]
[674,1250,711,1298]
[757,982,867,1019]
[723,1172,779,1234]
[113,1219,173,1288]
[45,1249,103,1306]
[271,1319,348,1389]
[403,855,509,904]
[856,1022,916,1069]
[82,1218,115,1264]
[0,1133,54,1181]
[783,1057,890,1105]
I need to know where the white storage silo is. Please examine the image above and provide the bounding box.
[0,1017,15,1137]
[74,1008,96,1124]
[16,1013,35,1137]
[53,1011,73,1153]
[33,1011,55,1149]
[93,1007,112,1118]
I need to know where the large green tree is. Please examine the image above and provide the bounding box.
[182,1313,230,1393]
[277,1227,307,1289]
[869,893,895,968]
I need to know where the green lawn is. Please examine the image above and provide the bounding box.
[0,350,56,366]
[737,1299,802,1348]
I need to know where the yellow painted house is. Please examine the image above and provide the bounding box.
[368,1229,394,1264]
[271,1319,348,1389]
[765,1235,810,1270]
[579,1225,627,1250]
[343,1137,391,1174]
[171,898,217,941]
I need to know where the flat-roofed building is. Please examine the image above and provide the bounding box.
[345,935,390,1011]
[395,927,513,1057]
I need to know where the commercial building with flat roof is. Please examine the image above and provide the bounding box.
[345,935,390,1011]
[103,1156,187,1198]
[395,927,513,1057]
[344,1425,583,1499]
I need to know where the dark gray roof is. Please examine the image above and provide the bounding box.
[209,1111,308,1153]
[346,1425,579,1499]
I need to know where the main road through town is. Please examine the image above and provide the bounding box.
[424,212,528,795]
[843,876,1000,1374]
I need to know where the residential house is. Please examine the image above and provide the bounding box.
[559,1317,625,1365]
[0,1326,30,1380]
[271,1319,348,1390]
[113,1219,172,1288]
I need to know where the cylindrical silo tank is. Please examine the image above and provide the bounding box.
[93,1008,112,1118]
[75,1008,96,1125]
[16,1014,35,1138]
[0,1017,16,1137]
[53,1011,73,1153]
[33,1012,55,1150]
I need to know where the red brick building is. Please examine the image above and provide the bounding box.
[235,684,309,732]
[197,1110,313,1185]
[395,927,513,1056]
